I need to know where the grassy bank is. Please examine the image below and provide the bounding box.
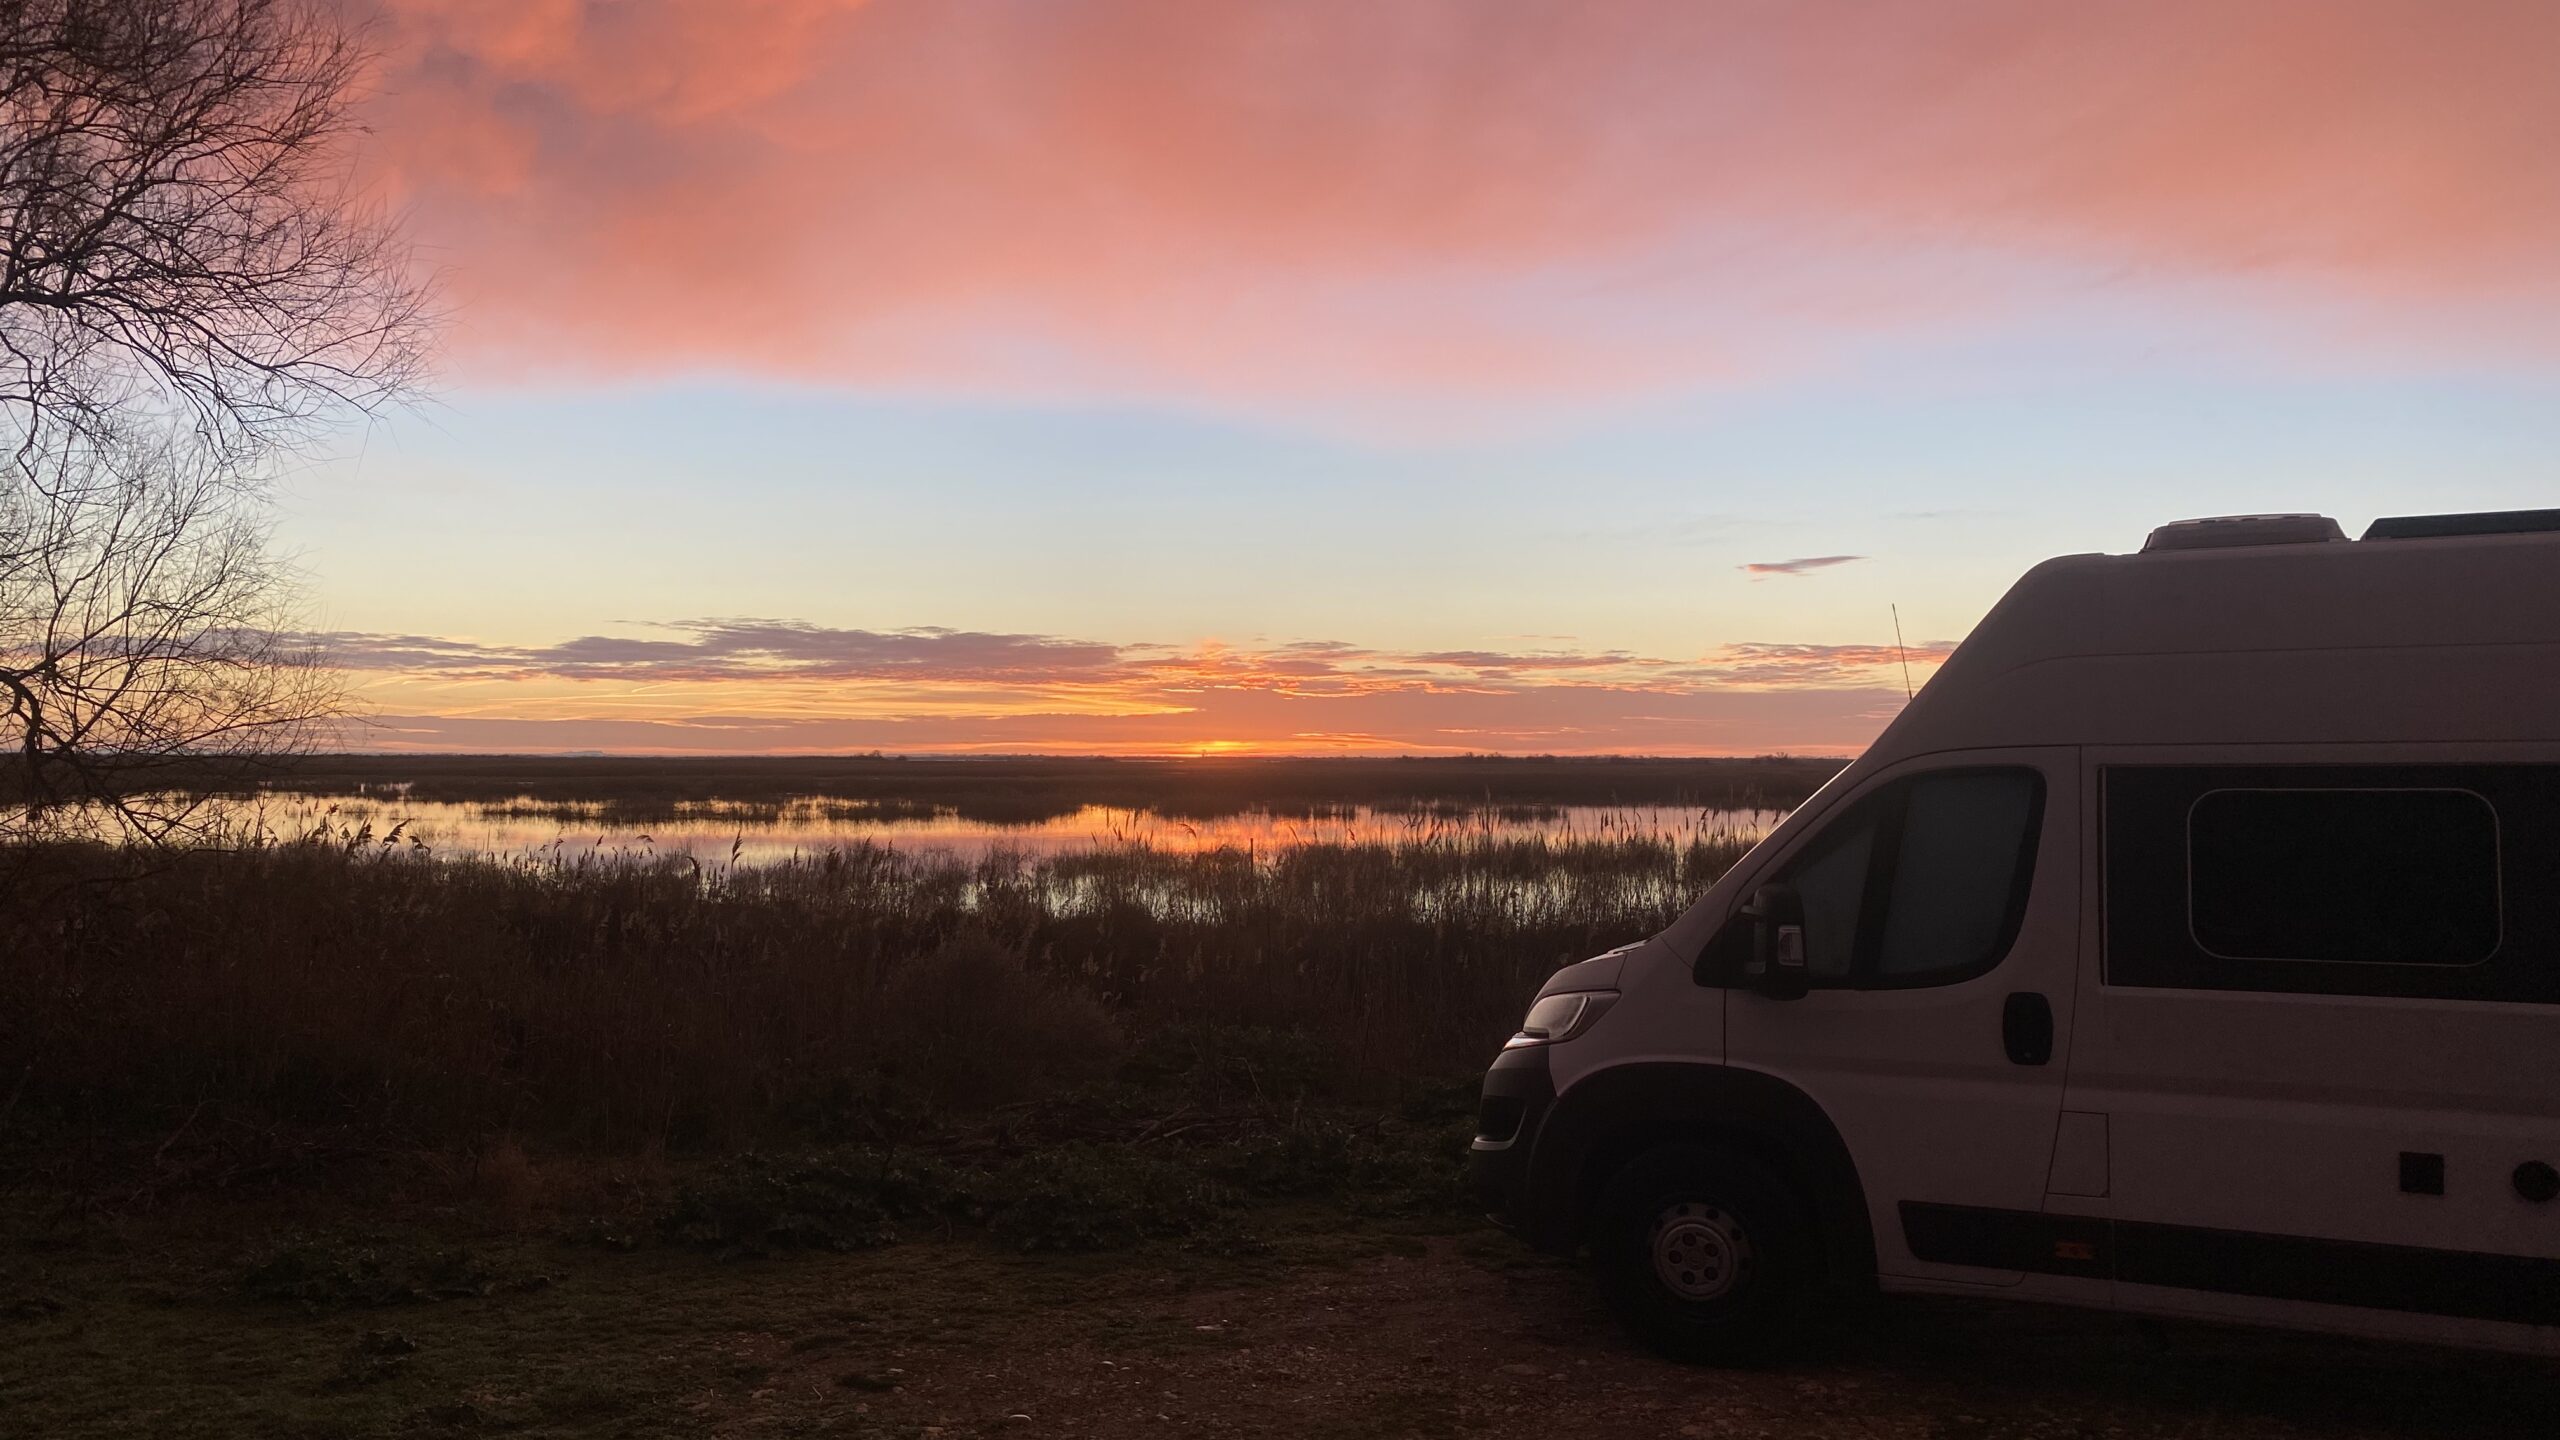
[0,826,1752,1160]
[7,1139,2546,1440]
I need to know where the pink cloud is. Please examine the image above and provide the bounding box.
[319,619,1950,754]
[354,1,2560,408]
[1683,642,1958,687]
[320,622,1936,691]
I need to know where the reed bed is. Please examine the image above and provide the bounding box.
[39,752,1842,826]
[0,820,1759,1152]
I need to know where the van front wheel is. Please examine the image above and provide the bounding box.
[1591,1143,1816,1364]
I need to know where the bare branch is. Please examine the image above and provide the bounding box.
[0,0,417,842]
[0,0,430,460]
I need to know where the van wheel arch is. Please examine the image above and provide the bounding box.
[1530,1062,1876,1292]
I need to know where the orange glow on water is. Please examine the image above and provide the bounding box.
[193,795,1790,868]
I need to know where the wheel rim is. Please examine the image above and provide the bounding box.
[1649,1199,1754,1302]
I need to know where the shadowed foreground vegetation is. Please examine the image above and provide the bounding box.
[1,825,1755,1158]
[11,820,2555,1438]
[0,826,1764,1436]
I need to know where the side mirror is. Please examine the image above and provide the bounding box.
[1741,883,1810,1001]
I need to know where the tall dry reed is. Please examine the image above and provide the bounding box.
[0,821,1756,1149]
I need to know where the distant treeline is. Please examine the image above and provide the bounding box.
[55,753,1847,825]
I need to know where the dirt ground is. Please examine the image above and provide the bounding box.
[6,1208,2556,1440]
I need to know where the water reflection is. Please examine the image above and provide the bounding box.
[198,794,1787,868]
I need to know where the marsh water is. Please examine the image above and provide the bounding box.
[214,794,1788,868]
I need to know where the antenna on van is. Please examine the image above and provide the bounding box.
[1891,605,1914,701]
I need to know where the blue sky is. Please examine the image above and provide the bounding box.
[291,366,2560,647]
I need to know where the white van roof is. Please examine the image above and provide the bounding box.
[1872,509,2560,757]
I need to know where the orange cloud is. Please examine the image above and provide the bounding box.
[357,1,2560,409]
[318,621,1952,755]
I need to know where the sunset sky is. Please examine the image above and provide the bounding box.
[297,0,2560,755]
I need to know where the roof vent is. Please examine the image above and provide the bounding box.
[2362,508,2560,541]
[2140,513,2348,553]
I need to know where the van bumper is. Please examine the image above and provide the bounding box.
[1468,1044,1557,1240]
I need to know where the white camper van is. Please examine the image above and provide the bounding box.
[1472,509,2560,1361]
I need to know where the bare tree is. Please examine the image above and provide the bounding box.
[1,427,332,837]
[0,0,429,841]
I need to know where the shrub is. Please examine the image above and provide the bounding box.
[1120,1022,1345,1106]
[981,1144,1227,1253]
[241,1236,505,1310]
[880,932,1122,1111]
[659,1150,968,1255]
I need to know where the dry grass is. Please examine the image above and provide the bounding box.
[877,931,1124,1110]
[0,821,1756,1154]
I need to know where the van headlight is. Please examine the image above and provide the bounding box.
[1504,990,1620,1050]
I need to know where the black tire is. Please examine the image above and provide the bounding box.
[1590,1142,1820,1364]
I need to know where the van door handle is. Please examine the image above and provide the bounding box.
[2002,992,2053,1066]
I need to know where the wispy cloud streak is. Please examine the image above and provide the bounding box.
[1739,556,1865,579]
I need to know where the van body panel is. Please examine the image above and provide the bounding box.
[1533,944,1633,1002]
[1723,746,2082,1287]
[1954,644,2560,750]
[2068,989,2560,1250]
[2063,740,2560,1347]
[2110,1282,2545,1356]
[1849,534,2560,762]
[1546,938,1718,1094]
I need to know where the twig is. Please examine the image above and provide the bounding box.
[149,1100,207,1170]
[126,1098,209,1205]
[1128,1105,1194,1144]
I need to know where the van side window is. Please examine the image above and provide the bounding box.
[2106,765,2556,1003]
[1709,766,2045,989]
[2188,789,2500,965]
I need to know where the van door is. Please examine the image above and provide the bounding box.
[1721,748,2082,1288]
[2069,756,2560,1351]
